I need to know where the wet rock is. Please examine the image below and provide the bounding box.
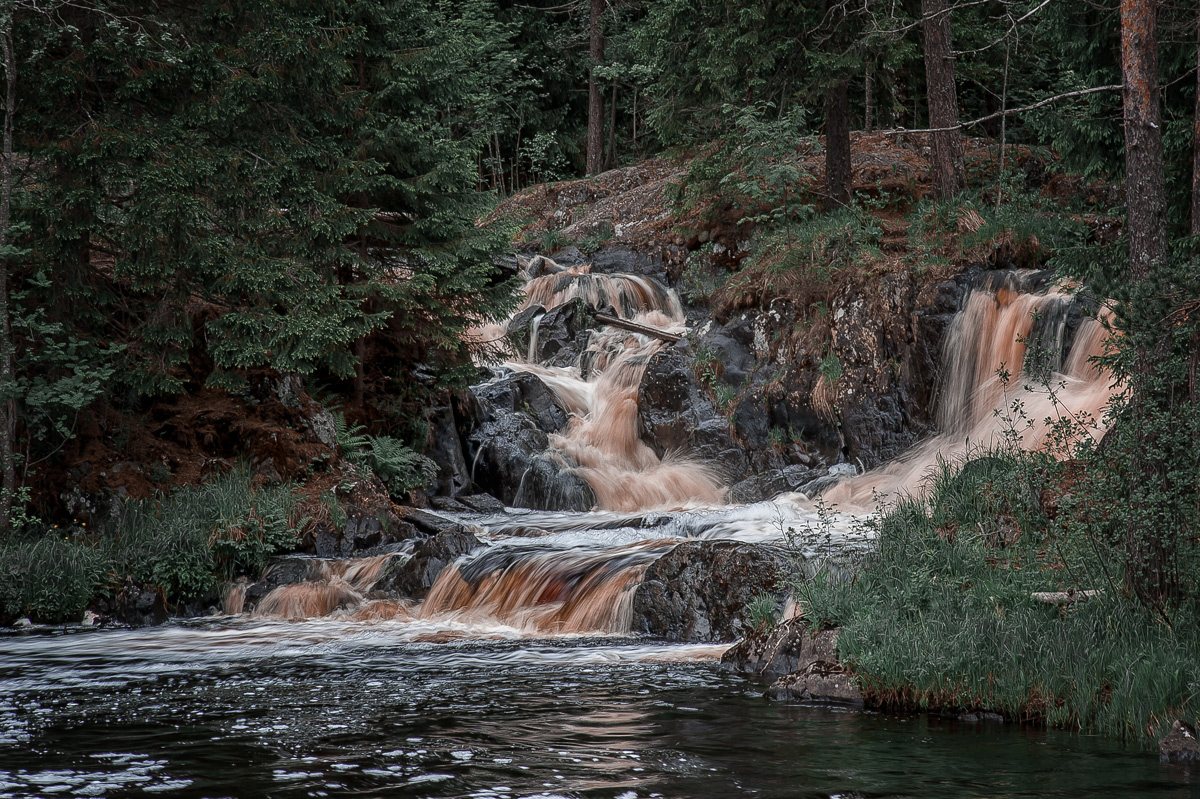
[729,465,828,503]
[636,343,751,483]
[425,404,473,497]
[957,711,1005,723]
[537,302,594,369]
[467,411,550,506]
[722,619,862,705]
[764,667,862,706]
[313,514,421,558]
[631,540,787,642]
[473,372,569,435]
[397,507,467,537]
[590,244,670,285]
[111,579,169,627]
[722,618,836,680]
[458,493,506,513]
[375,530,483,600]
[1160,720,1200,764]
[243,557,317,611]
[513,453,596,512]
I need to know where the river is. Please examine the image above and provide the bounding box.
[1,620,1196,798]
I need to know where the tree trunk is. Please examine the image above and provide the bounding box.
[825,78,851,211]
[0,22,17,533]
[1191,7,1200,240]
[1123,0,1166,280]
[586,0,605,176]
[1120,0,1172,606]
[921,0,966,198]
[864,58,874,132]
[606,75,617,170]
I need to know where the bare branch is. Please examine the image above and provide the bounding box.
[882,83,1123,133]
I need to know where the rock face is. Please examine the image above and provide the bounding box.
[721,618,862,705]
[631,540,787,642]
[636,343,751,485]
[374,530,483,600]
[1160,720,1200,764]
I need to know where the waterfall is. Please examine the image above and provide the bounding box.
[482,261,725,512]
[820,271,1115,509]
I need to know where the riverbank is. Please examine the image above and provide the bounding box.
[730,448,1200,760]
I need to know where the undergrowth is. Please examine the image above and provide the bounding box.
[792,450,1200,745]
[0,466,307,624]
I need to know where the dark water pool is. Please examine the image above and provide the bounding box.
[1,620,1195,798]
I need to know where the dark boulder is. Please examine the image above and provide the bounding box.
[104,579,169,627]
[533,299,593,367]
[512,453,596,512]
[1160,720,1200,765]
[313,514,421,558]
[636,343,751,483]
[467,411,550,504]
[729,465,828,503]
[472,372,569,435]
[631,540,787,642]
[722,618,862,705]
[375,530,483,600]
[424,404,473,497]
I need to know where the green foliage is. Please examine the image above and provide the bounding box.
[818,352,844,385]
[111,466,307,600]
[671,103,813,231]
[0,533,107,624]
[0,467,305,621]
[747,592,778,632]
[333,412,437,499]
[791,450,1200,744]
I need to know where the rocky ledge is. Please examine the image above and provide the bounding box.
[721,617,862,705]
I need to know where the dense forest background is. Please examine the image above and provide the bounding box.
[0,0,1197,628]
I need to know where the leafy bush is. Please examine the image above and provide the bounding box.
[0,533,107,624]
[111,466,307,601]
[333,412,437,498]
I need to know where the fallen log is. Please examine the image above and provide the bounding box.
[593,312,682,343]
[1031,590,1102,606]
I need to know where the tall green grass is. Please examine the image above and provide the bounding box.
[0,467,306,624]
[793,451,1200,745]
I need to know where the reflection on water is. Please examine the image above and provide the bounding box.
[1,623,1195,798]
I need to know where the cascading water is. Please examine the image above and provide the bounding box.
[477,260,727,512]
[820,270,1115,509]
[246,267,1113,637]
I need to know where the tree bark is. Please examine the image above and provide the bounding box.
[0,21,17,533]
[1191,7,1200,240]
[1122,0,1167,280]
[586,0,605,176]
[606,74,617,170]
[921,0,966,198]
[1120,0,1172,606]
[825,77,851,211]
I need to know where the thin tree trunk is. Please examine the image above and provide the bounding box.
[1120,0,1171,607]
[1191,7,1200,240]
[606,75,617,170]
[0,21,17,533]
[825,78,852,211]
[586,0,605,176]
[921,0,966,197]
[864,57,874,132]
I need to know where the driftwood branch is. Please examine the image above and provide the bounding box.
[593,312,682,343]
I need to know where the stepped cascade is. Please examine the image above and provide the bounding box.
[234,268,1115,639]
